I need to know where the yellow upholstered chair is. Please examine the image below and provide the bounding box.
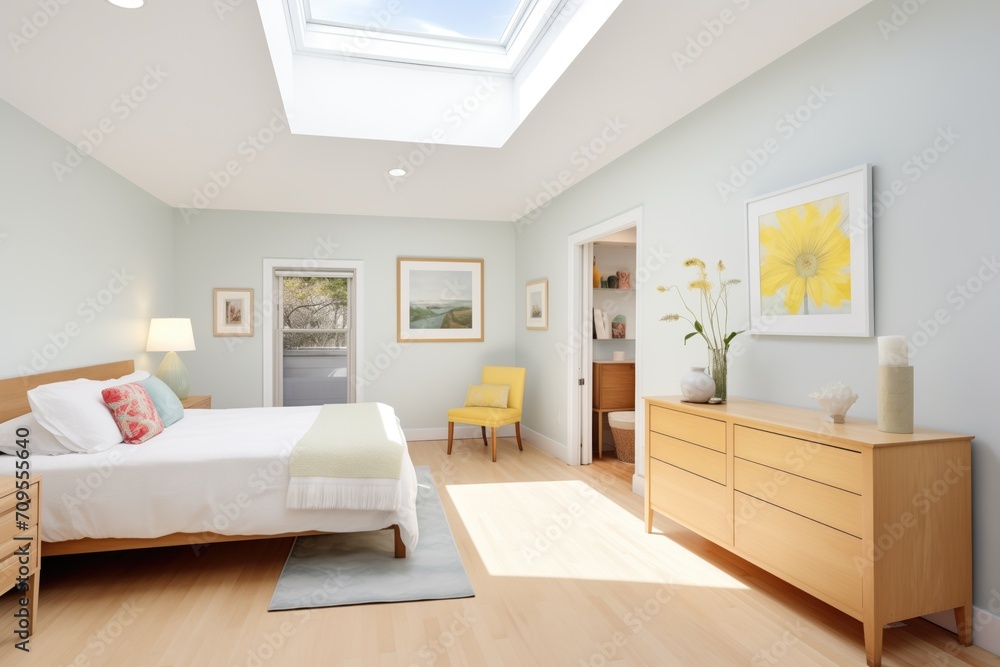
[447,366,526,462]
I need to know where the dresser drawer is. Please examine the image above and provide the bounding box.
[735,492,862,615]
[0,553,19,594]
[649,406,726,453]
[649,459,729,544]
[734,458,861,537]
[0,525,38,573]
[650,432,725,485]
[734,426,861,494]
[0,481,39,531]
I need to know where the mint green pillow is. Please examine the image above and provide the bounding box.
[139,376,184,427]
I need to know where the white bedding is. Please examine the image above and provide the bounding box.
[0,406,419,551]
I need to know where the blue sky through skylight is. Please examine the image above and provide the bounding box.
[308,0,524,42]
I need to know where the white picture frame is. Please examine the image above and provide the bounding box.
[526,279,548,330]
[213,288,254,337]
[746,164,873,337]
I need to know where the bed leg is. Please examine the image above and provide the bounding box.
[392,525,405,558]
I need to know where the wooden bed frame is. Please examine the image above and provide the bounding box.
[0,360,406,558]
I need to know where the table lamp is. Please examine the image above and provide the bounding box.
[146,318,196,399]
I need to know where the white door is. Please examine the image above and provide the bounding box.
[579,243,594,465]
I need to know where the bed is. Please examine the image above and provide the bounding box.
[0,361,418,558]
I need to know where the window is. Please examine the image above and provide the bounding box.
[274,270,356,406]
[260,0,623,146]
[306,0,528,43]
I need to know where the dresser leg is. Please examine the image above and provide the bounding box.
[27,572,38,635]
[864,620,883,667]
[954,604,973,646]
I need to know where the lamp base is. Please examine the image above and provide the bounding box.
[157,351,190,400]
[877,365,913,434]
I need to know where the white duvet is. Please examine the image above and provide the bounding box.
[0,406,419,551]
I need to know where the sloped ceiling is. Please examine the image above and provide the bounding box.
[0,0,873,221]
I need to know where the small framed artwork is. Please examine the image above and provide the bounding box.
[397,258,484,342]
[526,279,548,330]
[213,288,254,337]
[746,164,873,337]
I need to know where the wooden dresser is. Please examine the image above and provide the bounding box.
[644,397,972,667]
[1,476,41,639]
[593,361,634,458]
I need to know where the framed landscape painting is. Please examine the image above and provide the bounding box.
[397,258,484,342]
[746,164,873,337]
[526,279,548,330]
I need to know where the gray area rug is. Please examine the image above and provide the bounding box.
[269,466,474,610]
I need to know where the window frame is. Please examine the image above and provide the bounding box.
[263,259,365,407]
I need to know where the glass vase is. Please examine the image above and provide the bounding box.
[709,347,728,402]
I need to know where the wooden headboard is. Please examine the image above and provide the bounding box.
[0,360,135,422]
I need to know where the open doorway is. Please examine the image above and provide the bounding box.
[591,233,637,463]
[566,207,644,494]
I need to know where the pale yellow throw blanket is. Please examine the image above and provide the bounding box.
[286,403,405,511]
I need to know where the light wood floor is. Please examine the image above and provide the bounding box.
[2,437,998,666]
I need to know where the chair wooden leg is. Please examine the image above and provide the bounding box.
[481,425,488,447]
[447,422,454,455]
[515,422,523,451]
[491,427,498,462]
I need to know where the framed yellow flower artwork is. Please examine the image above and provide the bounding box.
[746,164,873,336]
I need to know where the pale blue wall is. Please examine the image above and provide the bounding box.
[171,209,515,430]
[514,0,1000,612]
[0,100,174,378]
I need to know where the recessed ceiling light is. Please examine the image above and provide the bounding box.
[388,168,407,177]
[106,0,144,8]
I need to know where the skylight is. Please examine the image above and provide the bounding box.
[307,0,527,43]
[257,0,624,147]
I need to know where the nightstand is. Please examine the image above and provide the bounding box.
[181,395,212,409]
[1,476,40,637]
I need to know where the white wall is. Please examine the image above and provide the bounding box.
[171,209,515,431]
[0,100,174,378]
[515,0,1000,620]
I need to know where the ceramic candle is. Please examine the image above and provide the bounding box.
[878,336,909,366]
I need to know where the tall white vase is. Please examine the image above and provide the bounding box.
[680,367,715,403]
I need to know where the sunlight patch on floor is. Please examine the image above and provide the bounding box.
[446,480,747,589]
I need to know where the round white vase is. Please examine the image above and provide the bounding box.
[680,367,715,403]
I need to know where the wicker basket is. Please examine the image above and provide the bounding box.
[608,411,635,463]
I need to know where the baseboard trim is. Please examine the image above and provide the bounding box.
[405,424,515,442]
[521,426,568,462]
[631,473,644,497]
[923,606,1000,656]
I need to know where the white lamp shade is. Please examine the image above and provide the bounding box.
[146,318,196,352]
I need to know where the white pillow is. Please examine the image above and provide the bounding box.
[0,412,73,456]
[26,371,150,453]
